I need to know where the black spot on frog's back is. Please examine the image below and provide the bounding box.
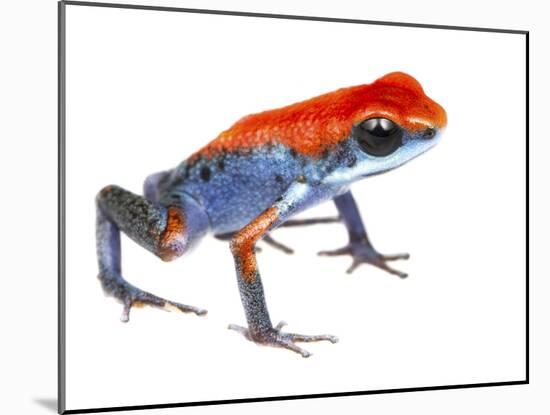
[200,166,211,182]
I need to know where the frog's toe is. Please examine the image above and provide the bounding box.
[346,255,408,278]
[318,245,353,257]
[378,252,410,261]
[319,242,409,278]
[99,273,207,322]
[228,321,338,358]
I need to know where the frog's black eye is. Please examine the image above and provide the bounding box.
[353,117,403,157]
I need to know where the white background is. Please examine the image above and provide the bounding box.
[0,0,545,414]
[62,5,526,411]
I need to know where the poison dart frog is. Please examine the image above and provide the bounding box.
[96,72,447,357]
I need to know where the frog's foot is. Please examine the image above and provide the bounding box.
[228,321,338,358]
[99,273,207,322]
[318,241,409,278]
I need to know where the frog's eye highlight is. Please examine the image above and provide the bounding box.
[360,118,397,137]
[354,117,403,157]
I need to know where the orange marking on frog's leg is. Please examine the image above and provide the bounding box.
[158,207,188,262]
[191,72,447,161]
[230,207,279,284]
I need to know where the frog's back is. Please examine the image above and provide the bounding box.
[162,145,302,235]
[190,84,368,162]
[160,85,373,231]
[160,84,376,233]
[158,87,357,234]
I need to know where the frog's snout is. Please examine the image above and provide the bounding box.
[422,125,445,141]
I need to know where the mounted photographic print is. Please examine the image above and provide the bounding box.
[58,1,528,413]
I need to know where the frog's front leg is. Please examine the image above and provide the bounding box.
[228,181,338,357]
[318,190,409,277]
[96,185,208,322]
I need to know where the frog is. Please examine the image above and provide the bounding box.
[95,71,447,357]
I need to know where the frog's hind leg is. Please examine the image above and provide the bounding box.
[96,185,209,322]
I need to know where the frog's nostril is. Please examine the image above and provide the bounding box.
[423,128,436,139]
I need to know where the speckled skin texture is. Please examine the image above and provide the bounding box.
[95,72,447,357]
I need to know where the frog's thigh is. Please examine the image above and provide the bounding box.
[97,185,207,262]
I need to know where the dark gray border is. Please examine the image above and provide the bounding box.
[64,0,528,34]
[58,1,66,413]
[58,1,530,413]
